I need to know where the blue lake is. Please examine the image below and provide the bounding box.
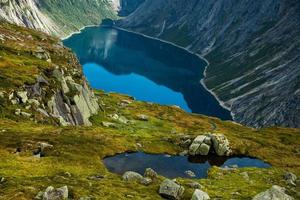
[63,26,231,120]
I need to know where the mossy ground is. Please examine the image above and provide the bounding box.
[0,91,299,199]
[0,22,299,199]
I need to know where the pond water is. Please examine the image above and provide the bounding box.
[103,152,271,179]
[63,26,232,120]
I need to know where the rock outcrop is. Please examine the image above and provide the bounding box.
[117,0,300,128]
[188,134,231,156]
[36,186,68,200]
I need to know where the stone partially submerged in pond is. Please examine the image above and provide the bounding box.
[159,179,185,200]
[188,133,231,156]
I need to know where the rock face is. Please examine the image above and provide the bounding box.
[252,185,294,200]
[0,0,59,35]
[0,0,117,38]
[191,189,210,200]
[117,0,300,128]
[159,179,185,200]
[118,0,145,16]
[188,134,231,156]
[47,70,99,126]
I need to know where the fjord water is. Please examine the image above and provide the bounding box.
[103,152,271,179]
[63,26,231,120]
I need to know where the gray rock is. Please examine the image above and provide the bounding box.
[252,185,294,200]
[28,99,40,107]
[211,134,231,156]
[16,91,28,103]
[159,179,185,200]
[185,170,196,178]
[0,91,4,98]
[21,111,31,118]
[41,186,68,200]
[240,172,250,181]
[121,99,132,104]
[102,121,116,128]
[187,182,202,189]
[15,109,21,115]
[144,168,158,179]
[189,135,211,156]
[137,114,149,121]
[140,177,152,185]
[284,172,297,186]
[122,171,143,182]
[191,189,210,200]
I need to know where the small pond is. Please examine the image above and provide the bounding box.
[103,152,270,179]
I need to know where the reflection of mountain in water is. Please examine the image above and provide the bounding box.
[64,26,232,120]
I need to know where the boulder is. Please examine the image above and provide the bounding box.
[211,134,231,156]
[144,168,158,179]
[284,172,297,186]
[140,177,152,185]
[122,171,143,182]
[252,185,294,200]
[102,121,116,128]
[187,182,202,189]
[16,91,28,103]
[159,179,185,200]
[185,170,196,178]
[40,186,68,200]
[191,189,210,200]
[137,114,149,121]
[189,135,211,156]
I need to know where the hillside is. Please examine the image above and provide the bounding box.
[117,0,300,128]
[0,22,299,200]
[0,0,117,38]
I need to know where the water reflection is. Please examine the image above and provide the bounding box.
[63,26,231,120]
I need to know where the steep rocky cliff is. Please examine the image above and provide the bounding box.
[0,22,99,126]
[118,0,300,128]
[118,0,145,16]
[0,0,117,38]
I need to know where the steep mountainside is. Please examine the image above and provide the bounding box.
[0,0,117,38]
[0,22,99,126]
[117,0,300,128]
[118,0,145,16]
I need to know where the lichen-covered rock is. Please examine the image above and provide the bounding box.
[211,134,231,156]
[144,168,158,179]
[189,135,211,156]
[284,172,297,186]
[122,171,143,182]
[140,177,152,185]
[252,185,294,200]
[16,91,28,103]
[39,186,68,200]
[191,189,210,200]
[159,179,185,200]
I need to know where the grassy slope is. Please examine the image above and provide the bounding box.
[40,0,117,38]
[0,22,299,199]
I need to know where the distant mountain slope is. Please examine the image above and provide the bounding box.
[0,0,117,38]
[117,0,300,128]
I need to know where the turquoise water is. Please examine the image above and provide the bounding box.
[63,26,232,120]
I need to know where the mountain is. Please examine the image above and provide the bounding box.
[118,0,145,16]
[0,0,117,38]
[0,8,299,200]
[117,0,300,128]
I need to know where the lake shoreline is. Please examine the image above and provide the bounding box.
[112,26,232,114]
[62,24,233,119]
